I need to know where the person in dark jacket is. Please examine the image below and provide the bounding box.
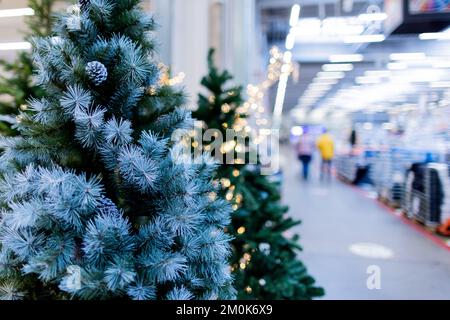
[296,128,315,181]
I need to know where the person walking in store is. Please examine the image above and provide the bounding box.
[349,127,357,151]
[296,127,314,181]
[317,128,335,181]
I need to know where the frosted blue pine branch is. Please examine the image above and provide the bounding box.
[60,85,92,116]
[103,117,133,146]
[74,106,106,149]
[0,0,233,300]
[118,145,159,193]
[139,249,188,284]
[166,286,193,300]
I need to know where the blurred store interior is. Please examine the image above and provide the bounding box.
[1,0,450,299]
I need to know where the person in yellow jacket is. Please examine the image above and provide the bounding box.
[316,129,335,181]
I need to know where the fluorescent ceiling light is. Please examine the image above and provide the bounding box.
[291,108,307,116]
[430,81,450,88]
[313,78,339,84]
[329,54,364,63]
[390,52,426,61]
[308,82,333,89]
[309,83,334,89]
[295,17,365,36]
[358,12,388,22]
[283,51,292,63]
[281,64,291,73]
[322,64,353,72]
[322,23,365,36]
[303,90,325,95]
[0,42,31,51]
[432,60,450,68]
[289,4,301,27]
[0,7,34,18]
[355,76,381,84]
[273,73,289,129]
[419,32,450,41]
[387,62,407,70]
[344,34,385,44]
[317,71,345,79]
[390,72,439,83]
[285,32,295,50]
[294,18,321,34]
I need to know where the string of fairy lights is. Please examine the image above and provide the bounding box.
[247,46,295,134]
[158,63,186,86]
[209,46,294,216]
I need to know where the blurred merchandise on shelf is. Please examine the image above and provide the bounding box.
[335,108,450,236]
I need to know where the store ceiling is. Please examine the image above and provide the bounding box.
[257,0,450,122]
[259,0,374,44]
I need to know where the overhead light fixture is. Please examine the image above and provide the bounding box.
[283,51,292,63]
[358,12,388,21]
[322,64,353,72]
[289,4,301,27]
[430,81,450,88]
[302,93,325,99]
[419,32,450,41]
[285,32,295,50]
[309,83,334,89]
[390,71,439,83]
[0,42,31,51]
[387,62,407,70]
[344,34,385,44]
[303,90,325,96]
[0,7,34,18]
[390,52,426,61]
[308,82,333,88]
[317,71,345,79]
[281,64,291,73]
[432,60,450,68]
[273,73,289,129]
[355,76,381,84]
[329,54,364,63]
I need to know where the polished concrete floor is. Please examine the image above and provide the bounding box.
[281,147,450,300]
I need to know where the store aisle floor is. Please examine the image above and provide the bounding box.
[281,147,450,299]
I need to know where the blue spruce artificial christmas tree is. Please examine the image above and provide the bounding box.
[0,0,234,300]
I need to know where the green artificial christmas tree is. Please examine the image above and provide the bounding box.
[0,0,60,136]
[194,49,324,299]
[0,1,234,300]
